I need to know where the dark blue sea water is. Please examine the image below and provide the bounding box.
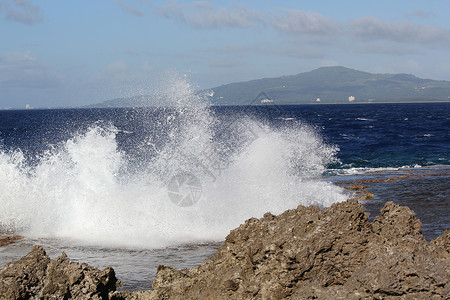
[0,102,449,290]
[1,103,448,171]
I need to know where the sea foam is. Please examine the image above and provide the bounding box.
[0,75,348,248]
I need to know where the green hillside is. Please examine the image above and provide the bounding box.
[88,66,450,107]
[210,66,450,105]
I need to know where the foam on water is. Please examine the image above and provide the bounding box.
[0,75,348,248]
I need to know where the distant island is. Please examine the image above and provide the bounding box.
[88,66,450,107]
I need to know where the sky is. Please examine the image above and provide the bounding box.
[1,0,450,108]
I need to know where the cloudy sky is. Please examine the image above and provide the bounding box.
[1,0,450,108]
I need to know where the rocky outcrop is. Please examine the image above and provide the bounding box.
[0,200,448,299]
[0,235,23,247]
[0,246,120,299]
[135,200,449,299]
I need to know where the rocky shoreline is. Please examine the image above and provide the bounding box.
[0,199,448,299]
[0,235,23,247]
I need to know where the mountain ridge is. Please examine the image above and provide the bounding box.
[87,66,450,107]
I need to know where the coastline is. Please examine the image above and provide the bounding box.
[1,198,448,299]
[1,165,449,297]
[0,235,22,247]
[2,100,449,111]
[336,165,450,241]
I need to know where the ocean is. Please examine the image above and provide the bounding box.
[0,87,449,290]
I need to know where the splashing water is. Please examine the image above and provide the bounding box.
[0,75,347,248]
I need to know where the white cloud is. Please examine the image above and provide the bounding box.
[157,3,338,35]
[270,9,340,35]
[158,1,261,29]
[116,0,145,17]
[0,0,43,24]
[350,16,450,48]
[153,2,450,53]
[0,51,62,89]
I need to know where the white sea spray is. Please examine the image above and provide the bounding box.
[0,75,348,248]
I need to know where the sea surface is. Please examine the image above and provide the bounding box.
[0,97,449,290]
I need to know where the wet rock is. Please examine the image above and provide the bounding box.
[133,200,449,299]
[1,200,448,299]
[0,245,50,299]
[0,235,23,247]
[0,245,120,299]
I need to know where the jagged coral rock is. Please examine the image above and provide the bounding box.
[0,246,120,299]
[1,200,448,299]
[135,200,449,299]
[0,235,23,247]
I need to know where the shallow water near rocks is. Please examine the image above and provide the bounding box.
[1,166,448,291]
[331,165,449,240]
[1,101,449,291]
[0,237,222,291]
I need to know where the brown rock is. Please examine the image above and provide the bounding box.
[1,200,448,299]
[0,245,50,299]
[0,245,120,299]
[0,235,23,247]
[130,200,449,299]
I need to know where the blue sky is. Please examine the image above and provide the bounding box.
[1,0,450,108]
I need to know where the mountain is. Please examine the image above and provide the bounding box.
[88,66,450,107]
[209,66,450,105]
